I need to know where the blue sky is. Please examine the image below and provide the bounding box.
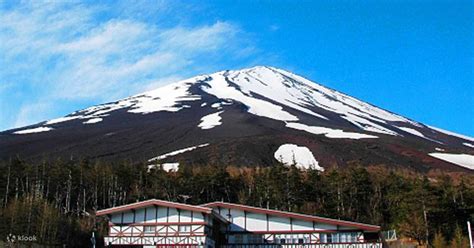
[1,0,473,136]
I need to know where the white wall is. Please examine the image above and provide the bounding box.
[292,219,314,230]
[246,212,267,232]
[314,222,338,230]
[268,216,290,231]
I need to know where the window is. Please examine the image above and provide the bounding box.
[226,213,232,222]
[233,234,244,244]
[327,233,332,243]
[298,238,304,244]
[318,232,360,243]
[352,232,359,242]
[320,233,327,243]
[144,226,156,233]
[331,233,340,243]
[247,234,262,244]
[340,233,347,243]
[178,225,191,232]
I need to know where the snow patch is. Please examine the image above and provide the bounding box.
[396,126,425,137]
[147,162,180,172]
[202,73,299,122]
[429,152,474,170]
[343,114,398,136]
[211,102,222,109]
[286,122,378,139]
[394,126,443,144]
[429,126,474,142]
[14,127,53,134]
[435,148,445,152]
[126,81,201,113]
[201,103,207,107]
[198,111,223,130]
[46,116,79,125]
[148,143,209,162]
[464,143,474,148]
[162,163,179,172]
[83,118,103,124]
[274,144,324,171]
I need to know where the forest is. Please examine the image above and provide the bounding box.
[0,157,472,247]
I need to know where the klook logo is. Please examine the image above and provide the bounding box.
[6,233,37,243]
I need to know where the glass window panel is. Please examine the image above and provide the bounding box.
[144,226,156,233]
[341,233,347,243]
[178,225,191,232]
[322,233,327,243]
[331,233,339,243]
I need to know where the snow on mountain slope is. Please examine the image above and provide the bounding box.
[286,122,378,139]
[3,66,473,172]
[429,153,474,170]
[14,127,53,134]
[428,126,474,142]
[200,66,417,136]
[465,143,474,148]
[148,143,210,162]
[396,126,426,138]
[43,77,203,126]
[395,126,442,144]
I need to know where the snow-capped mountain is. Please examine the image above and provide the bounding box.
[1,66,473,172]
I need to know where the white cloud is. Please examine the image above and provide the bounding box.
[138,75,185,92]
[0,2,255,130]
[14,102,53,128]
[159,22,237,52]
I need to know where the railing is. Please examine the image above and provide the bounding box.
[381,230,397,242]
[221,243,382,248]
[104,235,207,246]
[104,236,381,248]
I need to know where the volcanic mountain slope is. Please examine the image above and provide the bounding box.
[1,66,473,172]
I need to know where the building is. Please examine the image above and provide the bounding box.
[96,199,382,248]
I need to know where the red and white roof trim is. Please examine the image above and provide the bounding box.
[96,199,212,216]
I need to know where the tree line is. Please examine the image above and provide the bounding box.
[0,157,472,247]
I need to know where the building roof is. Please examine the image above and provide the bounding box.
[96,199,213,216]
[95,199,379,232]
[201,202,380,232]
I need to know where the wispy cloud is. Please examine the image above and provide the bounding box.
[13,102,53,128]
[269,24,280,31]
[0,1,256,130]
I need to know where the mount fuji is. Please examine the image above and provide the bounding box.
[2,66,473,172]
